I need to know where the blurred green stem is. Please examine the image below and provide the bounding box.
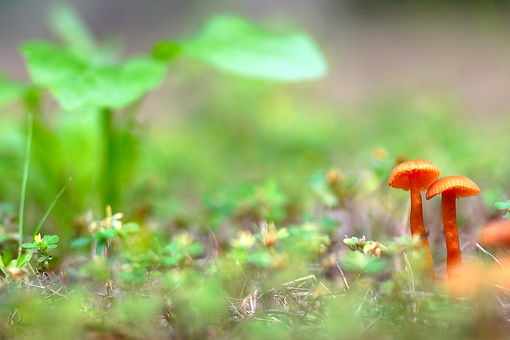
[23,88,43,117]
[19,91,40,253]
[101,108,118,210]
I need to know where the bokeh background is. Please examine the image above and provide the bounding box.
[2,0,510,118]
[2,4,510,339]
[0,0,508,243]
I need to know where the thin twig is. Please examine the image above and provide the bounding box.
[402,252,416,294]
[476,242,505,272]
[283,275,316,286]
[335,262,350,290]
[359,313,382,336]
[355,288,372,315]
[403,252,418,314]
[22,279,70,300]
[494,284,510,293]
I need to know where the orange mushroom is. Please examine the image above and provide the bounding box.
[389,159,441,279]
[479,219,510,248]
[426,175,480,281]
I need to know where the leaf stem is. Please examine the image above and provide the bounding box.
[101,108,117,210]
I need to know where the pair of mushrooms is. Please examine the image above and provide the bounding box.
[389,159,480,281]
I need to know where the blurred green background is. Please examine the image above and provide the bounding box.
[0,0,509,242]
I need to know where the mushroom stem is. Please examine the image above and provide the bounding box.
[441,191,461,280]
[409,179,435,280]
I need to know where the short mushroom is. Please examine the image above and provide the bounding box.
[389,159,441,279]
[426,175,480,281]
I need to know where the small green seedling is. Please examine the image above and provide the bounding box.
[71,205,140,257]
[495,200,510,219]
[22,234,59,273]
[343,236,388,257]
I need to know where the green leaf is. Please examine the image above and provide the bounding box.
[47,244,58,249]
[178,15,327,81]
[343,237,359,246]
[161,255,180,267]
[152,40,181,62]
[21,41,167,111]
[101,228,118,240]
[495,201,510,210]
[21,242,37,249]
[1,251,14,266]
[70,237,94,249]
[44,235,60,244]
[17,252,33,267]
[38,256,48,262]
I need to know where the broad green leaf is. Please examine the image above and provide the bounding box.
[0,74,28,108]
[1,251,14,266]
[22,41,167,111]
[178,15,327,81]
[16,252,33,267]
[44,235,60,244]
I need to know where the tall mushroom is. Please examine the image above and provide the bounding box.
[389,159,441,279]
[426,175,480,281]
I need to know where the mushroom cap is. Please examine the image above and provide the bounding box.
[479,219,510,247]
[425,175,480,200]
[388,159,441,191]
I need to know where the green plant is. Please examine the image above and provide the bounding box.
[0,5,328,228]
[71,205,140,256]
[21,234,59,274]
[0,118,66,285]
[495,200,510,219]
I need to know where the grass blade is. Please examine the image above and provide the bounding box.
[18,114,33,253]
[31,177,72,240]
